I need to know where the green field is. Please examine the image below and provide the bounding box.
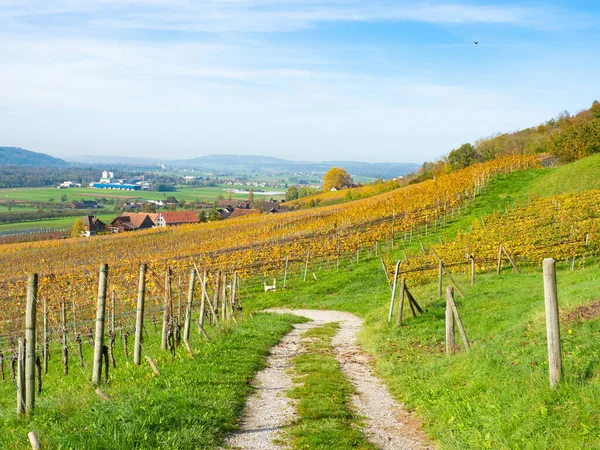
[0,184,285,232]
[0,184,285,205]
[0,214,115,233]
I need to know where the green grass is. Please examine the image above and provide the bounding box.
[0,313,304,449]
[242,165,600,449]
[0,184,284,204]
[528,153,600,197]
[287,322,376,450]
[0,214,115,232]
[247,250,600,448]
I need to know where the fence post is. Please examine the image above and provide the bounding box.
[184,268,195,346]
[43,298,48,375]
[161,267,171,351]
[92,264,108,385]
[470,254,475,287]
[134,264,147,366]
[397,276,406,325]
[445,286,455,354]
[304,252,310,282]
[25,274,37,415]
[543,258,562,389]
[387,260,401,322]
[17,339,25,415]
[438,261,443,298]
[283,257,289,289]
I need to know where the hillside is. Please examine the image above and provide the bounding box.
[0,146,67,167]
[3,154,600,448]
[528,152,600,197]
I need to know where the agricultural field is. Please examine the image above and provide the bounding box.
[3,153,600,448]
[0,184,284,205]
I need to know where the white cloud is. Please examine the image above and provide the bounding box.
[0,1,579,34]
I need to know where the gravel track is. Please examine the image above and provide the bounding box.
[224,309,432,449]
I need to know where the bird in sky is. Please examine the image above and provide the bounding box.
[474,41,478,44]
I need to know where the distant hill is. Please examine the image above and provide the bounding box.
[172,154,420,178]
[65,155,162,166]
[67,153,421,179]
[0,147,67,167]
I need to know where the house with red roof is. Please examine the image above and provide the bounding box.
[154,211,199,227]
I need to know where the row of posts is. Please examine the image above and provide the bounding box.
[15,262,215,416]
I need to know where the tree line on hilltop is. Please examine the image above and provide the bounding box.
[415,100,600,182]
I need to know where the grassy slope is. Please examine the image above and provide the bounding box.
[529,153,600,197]
[0,314,303,449]
[246,162,600,448]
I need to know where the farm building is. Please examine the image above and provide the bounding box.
[154,211,199,227]
[109,213,156,233]
[72,200,99,210]
[81,215,105,236]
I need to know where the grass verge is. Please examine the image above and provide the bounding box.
[0,313,303,449]
[287,322,376,450]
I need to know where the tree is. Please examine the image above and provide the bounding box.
[591,100,600,119]
[71,218,86,237]
[60,194,68,202]
[447,143,479,170]
[248,188,254,202]
[323,167,353,192]
[285,186,299,201]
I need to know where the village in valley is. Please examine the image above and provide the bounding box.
[77,198,289,236]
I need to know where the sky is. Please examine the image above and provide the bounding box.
[0,1,599,164]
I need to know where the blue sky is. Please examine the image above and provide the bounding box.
[0,1,599,164]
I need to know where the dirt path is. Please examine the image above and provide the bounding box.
[225,309,431,449]
[224,321,317,449]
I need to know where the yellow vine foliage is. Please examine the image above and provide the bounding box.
[0,155,538,335]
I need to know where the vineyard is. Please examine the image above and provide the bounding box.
[3,153,600,448]
[0,155,538,355]
[390,189,600,285]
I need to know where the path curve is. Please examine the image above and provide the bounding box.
[225,309,432,450]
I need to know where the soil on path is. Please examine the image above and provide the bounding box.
[225,309,432,449]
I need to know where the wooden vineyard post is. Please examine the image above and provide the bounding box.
[502,247,520,273]
[43,298,48,375]
[470,254,475,287]
[543,258,562,389]
[447,289,471,352]
[17,339,25,415]
[28,431,40,450]
[92,264,108,385]
[304,252,310,282]
[445,286,455,354]
[496,245,503,275]
[183,268,195,356]
[387,260,401,322]
[431,249,465,299]
[110,290,115,337]
[438,260,443,298]
[161,267,171,351]
[25,274,37,415]
[61,299,68,376]
[147,357,160,376]
[213,271,221,325]
[397,276,406,326]
[221,273,227,323]
[193,264,219,335]
[134,264,147,366]
[283,257,289,289]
